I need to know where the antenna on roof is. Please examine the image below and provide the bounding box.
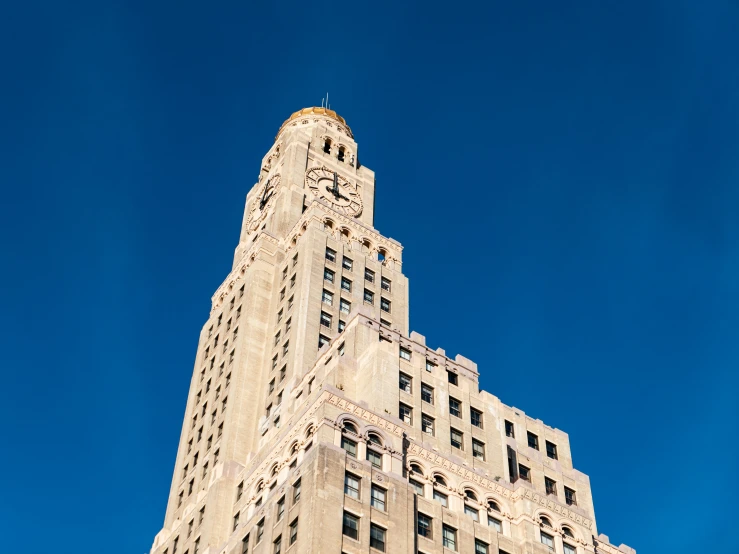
[321,92,331,110]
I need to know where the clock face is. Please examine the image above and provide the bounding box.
[305,166,363,217]
[246,174,280,232]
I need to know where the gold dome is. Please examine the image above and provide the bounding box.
[276,107,353,140]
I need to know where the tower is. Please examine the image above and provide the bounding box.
[150,108,634,554]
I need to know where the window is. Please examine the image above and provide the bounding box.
[545,477,557,496]
[172,537,178,554]
[342,512,359,540]
[289,518,298,545]
[292,253,298,267]
[447,371,458,385]
[433,490,448,507]
[364,289,374,304]
[519,464,531,481]
[417,513,432,538]
[475,540,489,554]
[399,372,412,393]
[380,298,391,312]
[425,359,435,372]
[442,525,457,551]
[470,408,483,428]
[269,378,275,394]
[488,516,502,533]
[340,298,351,314]
[233,512,240,531]
[472,439,486,460]
[421,384,433,404]
[318,334,330,349]
[272,355,278,370]
[342,257,353,270]
[380,318,391,326]
[282,267,288,281]
[342,436,357,457]
[280,287,286,300]
[292,478,301,503]
[283,341,289,356]
[344,473,360,498]
[256,519,264,543]
[399,347,411,361]
[322,290,333,305]
[287,296,294,310]
[341,277,352,291]
[285,318,291,333]
[199,506,205,524]
[449,397,461,417]
[464,504,479,521]
[563,543,577,554]
[399,403,412,424]
[410,479,424,496]
[274,331,281,346]
[276,496,285,520]
[565,486,577,506]
[280,366,286,381]
[338,320,346,332]
[370,524,386,552]
[370,485,386,511]
[505,420,515,438]
[381,277,391,291]
[540,531,554,549]
[527,431,539,450]
[450,428,463,450]
[421,414,435,436]
[324,268,335,283]
[367,449,382,469]
[241,534,249,554]
[546,441,558,460]
[365,268,375,282]
[273,535,281,554]
[325,248,336,263]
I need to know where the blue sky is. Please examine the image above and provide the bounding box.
[1,1,738,552]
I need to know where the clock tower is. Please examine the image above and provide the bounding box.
[150,108,633,554]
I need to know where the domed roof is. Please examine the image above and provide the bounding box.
[276,107,353,140]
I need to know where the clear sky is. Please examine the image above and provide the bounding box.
[1,1,738,553]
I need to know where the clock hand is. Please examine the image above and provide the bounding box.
[332,172,340,197]
[259,179,272,209]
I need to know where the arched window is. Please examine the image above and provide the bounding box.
[562,527,574,538]
[367,433,383,446]
[378,248,387,262]
[338,146,345,162]
[409,463,423,475]
[343,421,358,435]
[488,500,501,513]
[270,464,279,478]
[434,475,447,487]
[540,516,553,528]
[305,425,315,438]
[465,489,478,501]
[323,138,332,154]
[289,442,299,457]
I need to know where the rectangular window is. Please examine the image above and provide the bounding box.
[369,524,386,552]
[341,277,352,291]
[272,535,281,554]
[464,504,479,521]
[545,477,557,496]
[527,431,539,450]
[399,403,412,424]
[546,441,558,460]
[505,420,515,438]
[282,267,288,281]
[449,397,461,417]
[447,371,458,385]
[342,436,357,457]
[472,439,485,460]
[474,539,489,554]
[410,479,425,496]
[488,516,502,533]
[399,347,411,361]
[399,372,412,393]
[342,257,353,270]
[276,495,285,520]
[318,334,330,349]
[433,490,448,507]
[338,320,346,332]
[365,268,375,283]
[269,378,275,393]
[344,472,360,499]
[380,297,391,312]
[363,288,374,304]
[370,485,386,511]
[519,464,531,481]
[425,359,435,372]
[470,408,483,428]
[280,366,286,381]
[342,512,359,540]
[282,341,289,356]
[450,428,463,450]
[442,525,457,551]
[292,254,298,267]
[417,512,432,538]
[421,384,433,404]
[322,289,333,305]
[422,414,435,436]
[324,268,335,283]
[563,543,576,554]
[256,519,264,543]
[367,448,382,469]
[289,518,298,545]
[541,532,554,549]
[381,277,391,292]
[285,318,291,333]
[340,298,351,314]
[325,248,336,263]
[241,534,249,554]
[565,487,577,506]
[280,287,286,300]
[233,512,240,531]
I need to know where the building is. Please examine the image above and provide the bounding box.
[150,107,635,554]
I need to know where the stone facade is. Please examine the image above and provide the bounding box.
[150,107,634,554]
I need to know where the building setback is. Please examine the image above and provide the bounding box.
[150,107,635,554]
